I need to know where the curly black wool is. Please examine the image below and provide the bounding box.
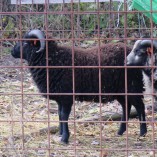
[11,35,147,143]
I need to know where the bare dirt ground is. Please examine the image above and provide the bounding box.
[0,49,157,157]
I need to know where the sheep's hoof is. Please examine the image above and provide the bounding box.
[140,124,147,137]
[140,130,147,137]
[117,132,123,136]
[60,134,69,144]
[61,137,69,144]
[117,129,125,136]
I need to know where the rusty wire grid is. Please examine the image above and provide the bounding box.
[0,0,157,157]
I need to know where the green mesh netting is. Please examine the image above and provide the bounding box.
[131,0,157,24]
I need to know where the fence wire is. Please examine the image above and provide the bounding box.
[0,0,157,157]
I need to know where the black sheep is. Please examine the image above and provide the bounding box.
[11,29,147,143]
[127,40,157,98]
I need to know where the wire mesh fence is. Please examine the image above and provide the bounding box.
[0,0,157,156]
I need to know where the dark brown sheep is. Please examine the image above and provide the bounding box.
[11,29,147,144]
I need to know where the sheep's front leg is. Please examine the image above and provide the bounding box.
[59,103,72,143]
[133,99,147,136]
[117,100,131,135]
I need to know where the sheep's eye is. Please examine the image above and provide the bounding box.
[23,42,28,46]
[136,49,145,56]
[140,49,145,54]
[135,49,139,54]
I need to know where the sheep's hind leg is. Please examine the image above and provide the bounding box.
[117,99,131,135]
[60,103,72,143]
[133,98,147,136]
[58,104,63,136]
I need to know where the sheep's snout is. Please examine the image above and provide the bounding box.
[127,50,144,66]
[126,51,136,66]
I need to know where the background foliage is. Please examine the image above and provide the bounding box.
[0,0,156,45]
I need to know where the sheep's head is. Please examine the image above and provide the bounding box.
[11,29,45,61]
[127,40,157,66]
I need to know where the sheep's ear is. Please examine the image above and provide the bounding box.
[146,47,152,56]
[33,40,37,46]
[31,39,40,47]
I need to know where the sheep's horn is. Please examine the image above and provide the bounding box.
[141,40,157,49]
[28,29,45,53]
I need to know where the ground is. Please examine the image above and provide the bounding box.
[0,49,157,157]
